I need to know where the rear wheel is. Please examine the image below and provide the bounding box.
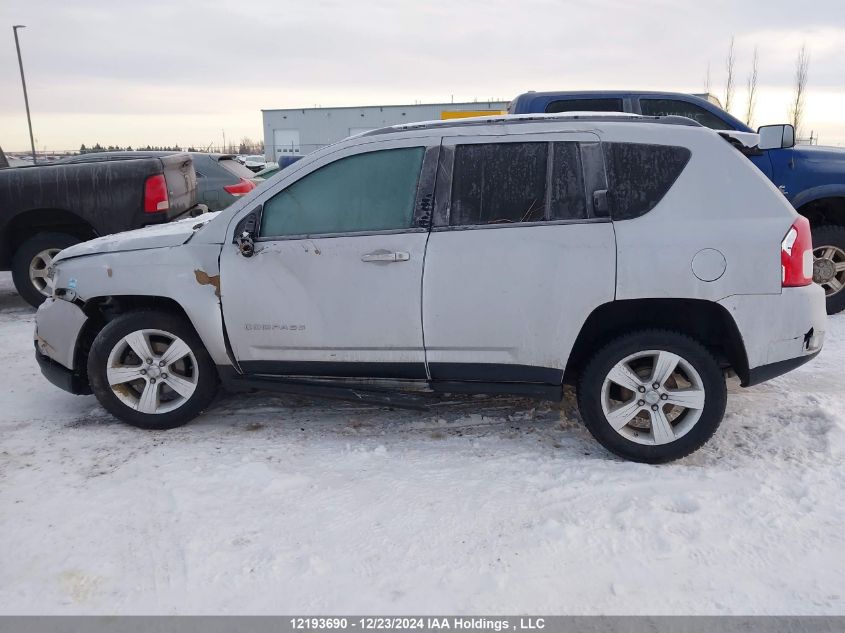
[11,232,81,307]
[811,225,845,314]
[577,330,727,463]
[87,311,218,429]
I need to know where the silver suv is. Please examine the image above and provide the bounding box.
[34,114,826,463]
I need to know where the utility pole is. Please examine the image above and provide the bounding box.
[13,25,37,164]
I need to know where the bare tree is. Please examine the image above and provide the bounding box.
[745,46,759,127]
[789,43,810,137]
[704,61,711,95]
[724,36,736,112]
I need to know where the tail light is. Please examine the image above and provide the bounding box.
[143,174,170,213]
[781,216,813,287]
[224,178,256,197]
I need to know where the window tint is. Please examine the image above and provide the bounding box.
[451,143,547,225]
[549,142,587,220]
[603,143,691,220]
[261,147,424,237]
[449,142,588,226]
[545,98,623,113]
[639,99,732,130]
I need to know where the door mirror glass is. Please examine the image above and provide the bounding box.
[758,124,795,150]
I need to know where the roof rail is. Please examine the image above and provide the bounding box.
[359,112,702,138]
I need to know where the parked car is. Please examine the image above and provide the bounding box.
[1,153,203,307]
[508,90,845,314]
[253,156,304,180]
[34,114,825,463]
[57,152,256,211]
[243,155,267,172]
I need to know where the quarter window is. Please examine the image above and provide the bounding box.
[639,99,732,130]
[603,143,691,220]
[260,147,425,237]
[449,142,588,226]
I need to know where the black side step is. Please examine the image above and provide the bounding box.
[430,380,562,400]
[222,374,433,411]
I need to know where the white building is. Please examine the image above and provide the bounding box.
[261,101,508,161]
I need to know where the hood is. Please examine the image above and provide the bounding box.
[792,144,845,162]
[55,213,218,262]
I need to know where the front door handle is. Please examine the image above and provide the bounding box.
[361,251,410,263]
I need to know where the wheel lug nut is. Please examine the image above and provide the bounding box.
[150,378,156,384]
[161,373,168,379]
[638,400,645,407]
[660,394,668,400]
[637,386,646,393]
[146,359,152,365]
[140,369,146,375]
[651,404,659,411]
[159,361,165,367]
[652,382,660,389]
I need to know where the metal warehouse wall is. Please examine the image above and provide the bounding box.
[262,101,508,161]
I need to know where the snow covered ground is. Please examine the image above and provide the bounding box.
[0,270,843,615]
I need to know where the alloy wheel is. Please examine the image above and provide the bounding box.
[106,329,199,414]
[600,349,706,446]
[813,244,845,297]
[29,248,62,297]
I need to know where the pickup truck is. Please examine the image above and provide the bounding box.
[508,91,845,314]
[0,153,202,307]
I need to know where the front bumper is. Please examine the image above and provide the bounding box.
[34,297,90,393]
[35,345,91,395]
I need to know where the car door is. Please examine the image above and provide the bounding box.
[220,137,439,379]
[422,132,617,383]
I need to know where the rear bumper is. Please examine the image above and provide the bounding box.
[745,349,820,387]
[719,284,826,387]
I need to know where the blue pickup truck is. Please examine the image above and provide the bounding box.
[509,91,845,314]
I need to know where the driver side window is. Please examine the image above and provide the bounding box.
[260,146,425,238]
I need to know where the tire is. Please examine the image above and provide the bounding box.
[577,330,727,463]
[810,224,845,315]
[87,310,218,429]
[11,232,81,308]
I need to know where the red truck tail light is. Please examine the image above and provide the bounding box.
[781,216,813,287]
[223,178,256,197]
[143,174,170,213]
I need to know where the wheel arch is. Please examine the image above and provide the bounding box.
[1,208,97,268]
[795,193,845,229]
[565,298,749,385]
[73,294,206,386]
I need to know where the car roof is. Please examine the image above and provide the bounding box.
[515,90,711,100]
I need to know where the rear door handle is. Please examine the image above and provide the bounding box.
[361,251,410,263]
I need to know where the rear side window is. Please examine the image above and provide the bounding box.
[603,143,691,220]
[219,158,256,179]
[545,98,623,113]
[449,142,587,226]
[639,99,732,131]
[451,143,547,225]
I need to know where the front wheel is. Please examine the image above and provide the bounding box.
[87,311,218,429]
[577,330,727,463]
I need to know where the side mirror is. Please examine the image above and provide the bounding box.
[233,206,261,258]
[758,124,795,150]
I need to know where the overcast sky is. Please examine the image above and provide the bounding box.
[2,0,844,152]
